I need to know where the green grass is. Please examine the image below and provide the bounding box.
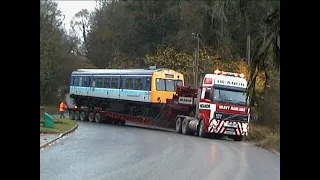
[41,104,58,114]
[40,118,77,134]
[245,123,280,152]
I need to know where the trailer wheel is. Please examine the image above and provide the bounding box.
[233,136,243,142]
[175,117,183,133]
[95,113,102,123]
[120,120,126,125]
[182,118,191,135]
[79,111,87,121]
[75,111,80,120]
[88,112,95,122]
[69,110,75,120]
[198,120,207,138]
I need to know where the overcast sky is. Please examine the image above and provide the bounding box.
[54,0,97,31]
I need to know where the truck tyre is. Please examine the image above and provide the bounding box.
[176,117,183,133]
[69,110,75,120]
[79,111,87,121]
[233,136,243,142]
[182,118,191,135]
[95,113,102,123]
[198,120,207,138]
[88,112,95,122]
[75,111,80,120]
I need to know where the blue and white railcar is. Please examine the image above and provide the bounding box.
[70,68,154,103]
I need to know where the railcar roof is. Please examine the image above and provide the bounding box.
[71,68,166,75]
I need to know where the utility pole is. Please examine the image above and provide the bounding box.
[192,33,200,88]
[246,35,251,67]
[193,49,196,87]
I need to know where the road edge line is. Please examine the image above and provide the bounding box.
[40,124,78,149]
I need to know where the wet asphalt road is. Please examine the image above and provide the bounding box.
[40,121,280,180]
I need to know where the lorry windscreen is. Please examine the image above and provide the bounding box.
[213,88,248,106]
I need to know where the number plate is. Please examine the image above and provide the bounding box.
[225,130,234,135]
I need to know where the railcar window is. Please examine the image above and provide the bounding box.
[156,78,183,91]
[91,77,96,87]
[125,78,130,89]
[83,76,90,87]
[95,77,101,88]
[99,77,104,88]
[95,77,100,88]
[130,78,134,89]
[120,77,125,89]
[166,80,175,92]
[79,77,83,86]
[135,78,143,90]
[94,77,98,87]
[156,79,166,91]
[125,78,134,89]
[104,78,111,88]
[175,80,183,87]
[111,78,119,88]
[73,76,79,86]
[146,77,151,91]
[70,77,74,86]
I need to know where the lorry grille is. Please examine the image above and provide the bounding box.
[214,112,248,122]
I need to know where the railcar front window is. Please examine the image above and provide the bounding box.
[166,80,175,91]
[156,79,166,91]
[156,79,183,91]
[175,80,183,87]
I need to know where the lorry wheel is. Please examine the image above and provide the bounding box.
[75,111,80,120]
[198,120,207,138]
[175,117,183,133]
[95,113,102,123]
[182,118,191,135]
[69,110,75,120]
[88,112,95,122]
[233,136,243,142]
[79,111,87,121]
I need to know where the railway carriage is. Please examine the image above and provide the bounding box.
[69,66,184,116]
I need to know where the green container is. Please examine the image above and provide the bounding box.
[43,112,54,128]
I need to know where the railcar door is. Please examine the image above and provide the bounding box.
[145,77,151,102]
[118,76,122,100]
[88,75,95,97]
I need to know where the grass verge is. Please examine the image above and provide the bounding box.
[41,104,58,114]
[245,123,280,152]
[40,118,77,134]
